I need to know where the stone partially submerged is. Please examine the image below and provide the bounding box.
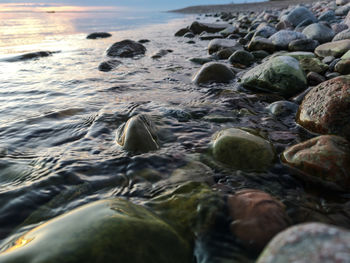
[192,62,235,84]
[106,39,146,58]
[0,199,192,263]
[241,56,307,98]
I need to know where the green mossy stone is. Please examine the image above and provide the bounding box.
[241,56,307,98]
[299,58,329,74]
[212,128,275,171]
[0,199,192,263]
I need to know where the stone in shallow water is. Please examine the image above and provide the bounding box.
[266,101,299,117]
[116,114,159,153]
[228,50,255,66]
[192,62,235,84]
[86,32,111,39]
[189,21,229,35]
[282,135,350,190]
[241,56,307,98]
[174,27,190,37]
[212,128,275,171]
[207,39,243,55]
[98,59,122,72]
[314,39,350,58]
[0,199,192,263]
[302,23,335,44]
[297,75,350,140]
[151,49,173,59]
[106,39,146,58]
[228,189,290,251]
[257,223,350,263]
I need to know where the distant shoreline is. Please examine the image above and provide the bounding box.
[171,0,321,13]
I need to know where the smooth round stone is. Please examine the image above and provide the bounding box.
[307,71,326,86]
[98,59,122,72]
[106,39,146,57]
[86,32,111,39]
[322,56,335,64]
[212,128,275,171]
[341,50,350,59]
[269,30,307,50]
[117,114,159,153]
[282,6,317,27]
[251,50,270,60]
[253,25,277,39]
[266,101,299,117]
[219,25,239,37]
[334,59,350,74]
[151,49,173,59]
[288,39,319,52]
[295,18,314,29]
[228,189,289,251]
[248,37,275,53]
[184,32,195,38]
[216,48,237,59]
[0,199,192,263]
[228,50,255,66]
[208,39,243,55]
[174,27,190,37]
[189,56,215,65]
[192,62,235,84]
[241,56,307,98]
[303,23,335,44]
[299,58,329,74]
[282,135,350,190]
[257,223,350,263]
[315,39,350,57]
[297,75,350,140]
[276,20,293,30]
[335,4,350,15]
[318,10,336,22]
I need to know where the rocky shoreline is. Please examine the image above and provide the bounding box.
[1,1,350,262]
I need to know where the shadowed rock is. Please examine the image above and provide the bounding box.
[106,39,146,58]
[86,32,112,39]
[192,62,235,84]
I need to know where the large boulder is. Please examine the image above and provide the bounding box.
[315,39,350,57]
[269,30,307,50]
[241,56,307,98]
[0,199,192,263]
[296,75,350,139]
[257,223,350,263]
[282,135,350,190]
[212,128,275,171]
[228,189,290,251]
[116,114,159,152]
[302,23,335,44]
[106,39,146,57]
[192,62,235,84]
[282,6,317,27]
[189,21,229,35]
[207,39,243,55]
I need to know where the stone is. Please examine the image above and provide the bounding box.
[275,20,293,30]
[344,10,350,27]
[307,71,326,86]
[295,18,314,28]
[297,76,350,140]
[0,199,192,263]
[228,50,255,66]
[266,101,299,117]
[3,51,55,62]
[98,59,122,72]
[334,59,350,74]
[138,39,150,44]
[333,28,350,41]
[189,21,229,34]
[184,32,195,38]
[299,58,329,74]
[106,39,146,58]
[253,25,277,39]
[322,56,335,64]
[335,4,350,15]
[241,56,307,98]
[282,51,315,61]
[116,114,159,153]
[282,135,350,190]
[151,49,173,59]
[248,37,275,53]
[212,128,275,171]
[192,62,235,84]
[175,28,190,37]
[332,23,348,34]
[341,50,350,59]
[282,6,317,27]
[314,39,350,57]
[318,10,336,22]
[337,0,350,5]
[302,23,335,44]
[251,50,270,60]
[216,48,236,59]
[257,223,350,263]
[199,33,223,40]
[228,189,290,251]
[329,58,341,71]
[269,30,307,50]
[219,25,238,37]
[326,72,341,79]
[288,39,319,52]
[189,57,215,65]
[86,32,111,39]
[207,39,243,55]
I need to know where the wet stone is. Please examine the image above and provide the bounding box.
[228,50,255,67]
[106,39,146,58]
[86,32,111,39]
[257,223,350,263]
[282,135,350,191]
[192,62,235,84]
[212,128,275,171]
[228,189,290,251]
[208,39,243,55]
[306,71,326,86]
[174,28,190,37]
[151,49,173,59]
[266,101,299,117]
[189,21,229,35]
[184,32,195,38]
[98,59,122,72]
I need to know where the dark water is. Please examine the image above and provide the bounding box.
[1,11,350,262]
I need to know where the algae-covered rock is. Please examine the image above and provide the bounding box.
[212,128,275,171]
[241,56,307,98]
[0,199,192,263]
[299,58,329,74]
[116,114,159,153]
[257,223,350,263]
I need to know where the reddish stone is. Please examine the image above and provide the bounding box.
[282,135,350,190]
[297,75,350,140]
[227,189,289,251]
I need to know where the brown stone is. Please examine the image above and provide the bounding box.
[335,59,350,75]
[297,75,350,140]
[228,189,290,251]
[282,135,350,190]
